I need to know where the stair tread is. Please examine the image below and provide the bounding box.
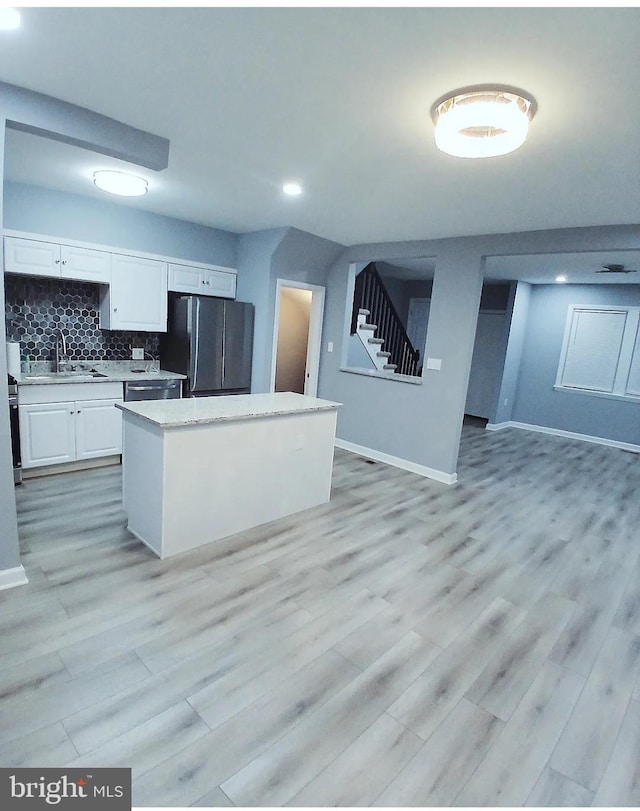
[376,351,391,358]
[358,308,370,316]
[368,337,384,344]
[358,323,377,331]
[383,364,397,370]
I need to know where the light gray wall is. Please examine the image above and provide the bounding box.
[511,283,640,443]
[238,227,344,393]
[317,225,640,477]
[236,228,288,393]
[3,181,238,267]
[347,333,376,369]
[319,244,484,476]
[0,117,21,571]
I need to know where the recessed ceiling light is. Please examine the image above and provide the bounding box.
[431,85,537,159]
[282,182,303,196]
[0,8,21,30]
[555,275,568,283]
[93,170,148,197]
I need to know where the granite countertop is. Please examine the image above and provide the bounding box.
[116,392,341,428]
[15,360,186,386]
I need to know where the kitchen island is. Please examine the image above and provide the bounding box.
[116,392,341,558]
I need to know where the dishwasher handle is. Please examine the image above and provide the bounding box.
[127,382,181,391]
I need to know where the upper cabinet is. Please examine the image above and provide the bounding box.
[4,236,112,283]
[100,254,168,332]
[4,231,239,334]
[60,245,112,283]
[168,262,237,299]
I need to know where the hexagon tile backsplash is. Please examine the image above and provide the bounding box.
[5,276,159,362]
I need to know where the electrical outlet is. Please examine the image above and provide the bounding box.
[132,348,144,360]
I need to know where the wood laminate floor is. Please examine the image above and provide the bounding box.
[2,422,640,806]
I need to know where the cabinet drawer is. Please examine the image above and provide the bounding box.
[19,382,124,405]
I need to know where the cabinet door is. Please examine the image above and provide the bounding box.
[168,263,204,294]
[4,237,61,278]
[19,402,75,468]
[75,399,123,459]
[106,254,168,332]
[60,245,112,283]
[203,268,236,299]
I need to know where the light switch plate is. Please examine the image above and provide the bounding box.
[426,357,442,370]
[327,341,334,353]
[132,348,144,360]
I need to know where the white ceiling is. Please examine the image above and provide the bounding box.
[2,6,640,287]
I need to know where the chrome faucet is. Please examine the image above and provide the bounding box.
[53,329,67,373]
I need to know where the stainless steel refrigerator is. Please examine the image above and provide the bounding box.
[160,296,254,396]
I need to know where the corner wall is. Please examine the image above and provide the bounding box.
[0,117,21,574]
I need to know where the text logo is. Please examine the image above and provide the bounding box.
[1,769,131,810]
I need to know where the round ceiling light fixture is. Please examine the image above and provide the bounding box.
[430,85,537,159]
[93,170,148,197]
[282,181,303,196]
[0,7,21,30]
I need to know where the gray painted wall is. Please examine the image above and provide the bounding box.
[511,283,640,443]
[3,181,238,267]
[236,228,288,393]
[237,227,344,393]
[318,225,640,477]
[0,118,21,572]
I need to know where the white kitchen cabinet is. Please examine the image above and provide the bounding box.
[59,245,111,283]
[4,237,61,278]
[169,262,237,298]
[4,236,112,283]
[75,399,123,459]
[18,382,124,469]
[100,254,168,332]
[19,402,76,467]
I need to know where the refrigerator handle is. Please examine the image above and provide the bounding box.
[191,296,201,393]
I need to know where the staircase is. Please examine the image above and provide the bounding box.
[350,263,420,376]
[354,308,398,372]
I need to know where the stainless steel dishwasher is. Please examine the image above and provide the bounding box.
[123,379,183,401]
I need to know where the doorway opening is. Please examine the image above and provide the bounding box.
[270,280,326,397]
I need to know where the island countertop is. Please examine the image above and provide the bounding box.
[115,391,341,428]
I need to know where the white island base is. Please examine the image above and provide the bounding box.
[117,392,340,559]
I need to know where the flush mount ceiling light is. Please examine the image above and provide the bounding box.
[0,7,21,30]
[430,85,537,159]
[282,181,303,196]
[93,170,148,197]
[555,275,568,283]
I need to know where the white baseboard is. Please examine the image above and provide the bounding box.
[485,421,512,432]
[0,565,29,592]
[485,420,640,454]
[335,438,457,485]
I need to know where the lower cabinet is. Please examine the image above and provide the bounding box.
[19,399,123,468]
